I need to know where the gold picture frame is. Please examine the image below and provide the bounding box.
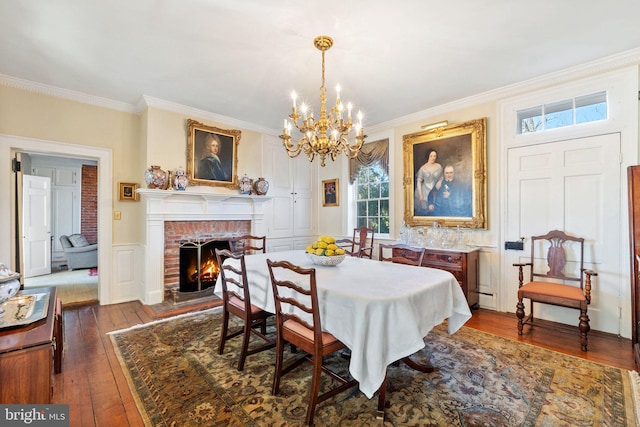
[186,119,240,188]
[322,178,339,207]
[119,182,139,201]
[403,118,487,229]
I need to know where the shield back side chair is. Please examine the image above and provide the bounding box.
[514,230,597,351]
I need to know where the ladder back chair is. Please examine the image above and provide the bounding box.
[229,234,267,255]
[267,259,364,426]
[215,249,275,371]
[378,243,426,266]
[514,230,597,351]
[335,226,375,259]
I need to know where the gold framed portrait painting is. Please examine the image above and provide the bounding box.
[322,178,339,207]
[186,119,240,188]
[403,118,487,229]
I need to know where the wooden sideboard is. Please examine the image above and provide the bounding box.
[0,287,63,403]
[393,246,480,308]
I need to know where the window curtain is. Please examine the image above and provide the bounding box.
[349,138,389,183]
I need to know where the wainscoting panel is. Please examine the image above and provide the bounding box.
[111,244,143,304]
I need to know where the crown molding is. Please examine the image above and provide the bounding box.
[4,46,640,136]
[138,96,279,135]
[368,47,640,134]
[0,74,138,114]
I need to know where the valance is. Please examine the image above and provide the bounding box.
[348,139,389,183]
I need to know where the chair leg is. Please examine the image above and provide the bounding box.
[516,298,525,335]
[218,308,230,354]
[579,309,590,351]
[305,355,324,426]
[272,336,285,395]
[237,320,252,371]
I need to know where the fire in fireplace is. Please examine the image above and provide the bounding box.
[179,239,231,293]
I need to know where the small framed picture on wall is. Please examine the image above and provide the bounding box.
[322,178,339,207]
[119,182,139,201]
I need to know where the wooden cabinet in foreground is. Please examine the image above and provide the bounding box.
[0,287,62,403]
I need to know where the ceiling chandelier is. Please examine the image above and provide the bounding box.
[280,35,366,167]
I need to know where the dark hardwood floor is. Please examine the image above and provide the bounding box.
[53,302,636,426]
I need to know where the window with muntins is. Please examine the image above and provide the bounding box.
[355,164,389,234]
[517,91,607,134]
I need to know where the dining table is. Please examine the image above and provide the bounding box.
[215,249,472,399]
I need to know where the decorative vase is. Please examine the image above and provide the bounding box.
[173,167,189,191]
[253,177,269,195]
[145,165,168,189]
[239,174,252,195]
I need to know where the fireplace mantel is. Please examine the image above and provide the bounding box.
[137,188,271,304]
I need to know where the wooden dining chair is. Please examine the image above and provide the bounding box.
[215,248,275,371]
[335,226,375,259]
[514,230,598,351]
[229,234,267,255]
[378,242,426,266]
[266,259,360,426]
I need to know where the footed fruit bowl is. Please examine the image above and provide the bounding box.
[306,253,346,266]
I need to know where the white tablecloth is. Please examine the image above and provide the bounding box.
[215,250,472,398]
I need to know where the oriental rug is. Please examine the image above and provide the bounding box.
[109,308,640,426]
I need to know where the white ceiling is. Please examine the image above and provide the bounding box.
[1,1,639,131]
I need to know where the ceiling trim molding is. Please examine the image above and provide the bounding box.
[3,46,640,136]
[0,74,138,114]
[139,96,279,135]
[368,47,640,134]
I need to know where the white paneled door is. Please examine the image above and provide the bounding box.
[22,175,52,278]
[504,133,623,335]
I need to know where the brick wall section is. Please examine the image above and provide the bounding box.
[163,220,250,298]
[81,165,98,244]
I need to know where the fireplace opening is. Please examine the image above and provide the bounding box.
[179,239,231,294]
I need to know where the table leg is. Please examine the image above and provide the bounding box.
[401,356,434,373]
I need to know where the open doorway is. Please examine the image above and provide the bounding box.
[20,153,99,305]
[0,134,113,306]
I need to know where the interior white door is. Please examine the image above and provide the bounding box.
[263,139,295,239]
[504,133,622,335]
[262,137,315,240]
[22,175,52,278]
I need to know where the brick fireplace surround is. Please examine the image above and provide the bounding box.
[163,219,250,299]
[138,188,271,305]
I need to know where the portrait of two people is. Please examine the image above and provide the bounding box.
[414,144,472,218]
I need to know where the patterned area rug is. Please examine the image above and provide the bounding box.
[109,308,640,426]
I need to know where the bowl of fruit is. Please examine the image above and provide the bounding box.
[305,235,347,266]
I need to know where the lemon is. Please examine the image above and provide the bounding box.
[327,243,338,251]
[317,241,328,249]
[321,235,336,244]
[306,246,314,253]
[312,241,318,249]
[335,248,346,255]
[315,248,325,256]
[325,249,335,256]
